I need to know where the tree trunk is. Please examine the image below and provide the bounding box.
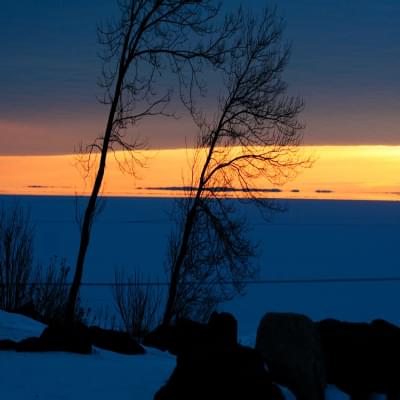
[64,80,123,325]
[162,203,197,326]
[162,132,220,326]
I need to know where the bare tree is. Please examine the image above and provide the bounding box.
[165,196,257,322]
[66,0,238,323]
[162,7,310,325]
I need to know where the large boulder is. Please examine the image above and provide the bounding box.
[143,318,211,355]
[256,312,326,400]
[155,312,283,400]
[208,311,238,349]
[144,311,238,356]
[317,318,400,399]
[155,343,284,400]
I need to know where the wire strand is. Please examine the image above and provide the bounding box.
[3,276,400,287]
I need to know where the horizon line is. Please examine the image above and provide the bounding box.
[1,144,400,158]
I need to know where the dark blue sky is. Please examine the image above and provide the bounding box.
[1,0,399,155]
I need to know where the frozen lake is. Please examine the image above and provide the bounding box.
[1,194,399,336]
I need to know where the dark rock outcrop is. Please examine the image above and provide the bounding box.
[144,318,210,355]
[317,318,400,399]
[154,312,284,400]
[256,312,326,400]
[1,318,145,355]
[16,336,44,352]
[14,324,91,354]
[0,339,17,350]
[88,326,145,355]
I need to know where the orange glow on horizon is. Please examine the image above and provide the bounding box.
[1,146,400,201]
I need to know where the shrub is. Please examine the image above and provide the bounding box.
[31,256,90,325]
[0,204,34,310]
[0,203,89,325]
[113,269,162,341]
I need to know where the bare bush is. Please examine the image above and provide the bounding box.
[113,269,162,340]
[31,256,70,320]
[31,256,90,325]
[0,204,34,310]
[87,305,117,330]
[0,204,88,324]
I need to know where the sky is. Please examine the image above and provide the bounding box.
[0,1,399,199]
[0,0,399,155]
[1,146,400,201]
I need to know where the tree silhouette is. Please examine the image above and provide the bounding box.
[162,7,310,325]
[66,0,238,323]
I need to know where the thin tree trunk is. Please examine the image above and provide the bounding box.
[162,130,220,325]
[65,78,123,325]
[162,203,198,326]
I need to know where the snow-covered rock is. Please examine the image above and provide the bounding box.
[0,310,45,341]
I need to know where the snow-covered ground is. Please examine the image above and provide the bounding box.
[0,195,398,399]
[0,310,175,400]
[0,309,354,400]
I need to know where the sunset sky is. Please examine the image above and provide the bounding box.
[0,1,399,199]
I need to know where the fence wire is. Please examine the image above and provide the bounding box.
[3,276,400,287]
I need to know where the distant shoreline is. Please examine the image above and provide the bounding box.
[0,193,398,203]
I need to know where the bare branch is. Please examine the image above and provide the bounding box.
[67,0,237,324]
[163,6,312,325]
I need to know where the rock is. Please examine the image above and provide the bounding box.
[88,326,145,355]
[256,312,326,400]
